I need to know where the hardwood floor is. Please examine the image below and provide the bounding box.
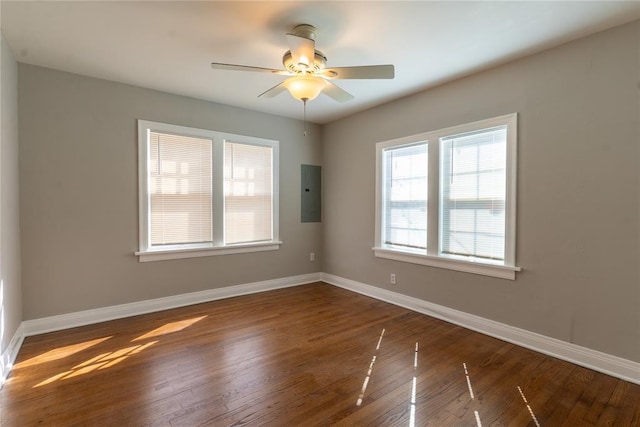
[2,282,639,426]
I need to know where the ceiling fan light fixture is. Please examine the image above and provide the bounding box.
[284,75,326,101]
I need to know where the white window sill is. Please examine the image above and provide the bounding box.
[136,241,283,262]
[373,247,521,280]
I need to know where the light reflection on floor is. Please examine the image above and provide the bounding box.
[356,328,385,406]
[463,362,475,400]
[518,385,541,426]
[474,410,483,427]
[462,362,482,427]
[408,342,418,427]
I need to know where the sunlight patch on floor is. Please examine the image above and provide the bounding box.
[33,341,158,388]
[27,314,207,388]
[15,336,113,369]
[132,315,207,341]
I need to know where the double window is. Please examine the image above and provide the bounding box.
[375,114,520,279]
[136,120,280,262]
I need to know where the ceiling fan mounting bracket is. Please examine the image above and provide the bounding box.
[291,24,317,41]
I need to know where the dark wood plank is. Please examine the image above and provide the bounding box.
[1,282,639,426]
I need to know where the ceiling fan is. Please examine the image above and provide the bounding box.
[211,24,395,104]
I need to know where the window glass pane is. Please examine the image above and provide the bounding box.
[149,132,212,246]
[224,142,273,244]
[440,126,506,261]
[382,143,427,251]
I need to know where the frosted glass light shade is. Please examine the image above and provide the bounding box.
[284,76,326,101]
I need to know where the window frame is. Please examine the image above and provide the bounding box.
[136,120,281,262]
[374,113,520,280]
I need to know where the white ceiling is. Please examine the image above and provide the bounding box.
[2,1,639,124]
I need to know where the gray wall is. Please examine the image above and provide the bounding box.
[322,21,639,362]
[18,65,323,319]
[1,34,22,359]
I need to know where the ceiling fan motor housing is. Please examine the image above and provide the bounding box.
[282,50,327,74]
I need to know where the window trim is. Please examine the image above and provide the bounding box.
[136,120,281,262]
[374,113,520,280]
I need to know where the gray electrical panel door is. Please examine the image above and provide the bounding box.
[301,164,321,222]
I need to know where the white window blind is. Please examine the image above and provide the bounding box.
[224,142,273,244]
[439,126,507,261]
[382,143,428,251]
[149,132,212,246]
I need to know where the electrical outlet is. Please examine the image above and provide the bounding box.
[390,273,396,285]
[310,252,315,261]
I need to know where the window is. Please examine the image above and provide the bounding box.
[137,120,280,262]
[374,114,520,279]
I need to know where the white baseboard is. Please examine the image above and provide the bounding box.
[8,271,639,387]
[22,273,322,337]
[1,323,24,388]
[322,273,640,385]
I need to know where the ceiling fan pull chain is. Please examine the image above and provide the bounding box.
[303,99,308,137]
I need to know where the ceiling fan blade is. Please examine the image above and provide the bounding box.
[286,33,315,70]
[258,82,287,98]
[322,81,354,103]
[211,62,290,75]
[321,64,395,79]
